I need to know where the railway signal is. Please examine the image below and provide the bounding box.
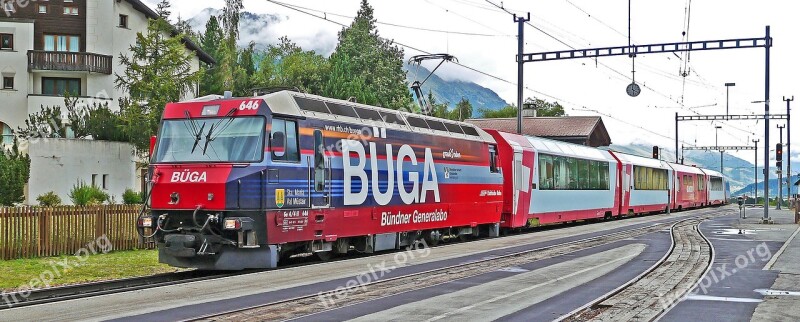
[652,146,659,159]
[776,143,783,168]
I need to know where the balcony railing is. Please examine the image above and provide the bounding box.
[27,50,113,75]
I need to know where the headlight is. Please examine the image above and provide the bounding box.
[224,219,241,230]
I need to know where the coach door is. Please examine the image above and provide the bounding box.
[513,150,523,212]
[311,129,330,208]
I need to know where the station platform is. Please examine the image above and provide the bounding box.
[751,207,800,321]
[661,206,800,321]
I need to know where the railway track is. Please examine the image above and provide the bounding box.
[0,269,249,310]
[188,210,724,322]
[1,208,725,313]
[560,217,713,321]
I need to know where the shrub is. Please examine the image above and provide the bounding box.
[122,188,143,204]
[0,136,30,206]
[69,181,109,206]
[36,191,62,207]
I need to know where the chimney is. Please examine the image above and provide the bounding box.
[522,104,536,117]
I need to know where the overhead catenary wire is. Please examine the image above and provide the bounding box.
[267,1,512,37]
[480,0,756,145]
[265,0,722,147]
[265,0,573,107]
[482,0,691,108]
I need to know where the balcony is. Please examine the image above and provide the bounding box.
[27,50,113,75]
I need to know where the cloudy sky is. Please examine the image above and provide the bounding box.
[150,0,799,164]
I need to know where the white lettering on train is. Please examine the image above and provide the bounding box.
[380,209,449,226]
[170,171,208,183]
[342,139,439,206]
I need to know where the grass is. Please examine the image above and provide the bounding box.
[0,249,185,291]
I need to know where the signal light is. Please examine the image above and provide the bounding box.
[652,146,659,159]
[776,143,783,168]
[224,219,241,230]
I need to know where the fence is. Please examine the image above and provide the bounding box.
[0,205,155,260]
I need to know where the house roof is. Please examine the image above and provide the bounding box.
[125,0,216,65]
[465,116,609,139]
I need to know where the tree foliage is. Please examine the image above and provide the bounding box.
[199,15,225,96]
[0,137,30,206]
[427,90,450,119]
[252,36,330,94]
[323,0,411,109]
[16,94,125,142]
[221,0,243,47]
[479,97,565,118]
[451,97,473,121]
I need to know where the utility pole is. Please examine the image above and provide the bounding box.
[764,25,771,223]
[716,125,723,174]
[778,124,785,210]
[514,13,530,135]
[785,96,794,200]
[725,83,736,115]
[754,138,759,205]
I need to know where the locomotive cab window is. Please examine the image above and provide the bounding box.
[153,116,265,163]
[271,118,300,162]
[489,145,499,173]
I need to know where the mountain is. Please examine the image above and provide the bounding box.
[407,64,509,115]
[186,8,282,47]
[733,175,798,198]
[187,8,509,114]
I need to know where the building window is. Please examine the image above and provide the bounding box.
[38,4,47,13]
[3,76,12,89]
[63,6,78,15]
[44,34,79,52]
[0,122,12,146]
[102,174,108,190]
[119,14,128,28]
[42,77,81,96]
[92,174,98,186]
[0,34,12,50]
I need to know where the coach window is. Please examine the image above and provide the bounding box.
[539,154,553,189]
[271,118,299,162]
[489,145,499,173]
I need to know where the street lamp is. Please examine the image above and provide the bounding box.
[725,83,736,115]
[716,125,723,174]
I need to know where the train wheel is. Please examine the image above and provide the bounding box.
[316,251,335,262]
[423,230,441,247]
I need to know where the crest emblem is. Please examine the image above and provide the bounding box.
[275,189,285,208]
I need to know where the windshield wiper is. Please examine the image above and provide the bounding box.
[191,122,206,154]
[202,123,215,155]
[202,108,237,156]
